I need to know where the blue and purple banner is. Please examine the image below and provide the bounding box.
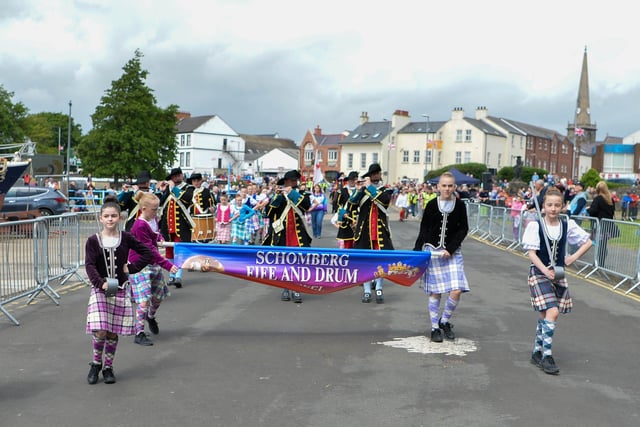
[174,243,431,295]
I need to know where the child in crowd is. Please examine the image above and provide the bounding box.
[128,192,179,346]
[215,194,231,244]
[522,187,592,375]
[84,196,153,385]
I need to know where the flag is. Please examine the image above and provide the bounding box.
[313,151,324,185]
[575,128,585,137]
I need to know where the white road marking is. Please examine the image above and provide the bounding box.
[376,336,478,356]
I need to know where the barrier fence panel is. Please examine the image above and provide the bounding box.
[594,218,640,292]
[0,219,58,325]
[41,213,87,287]
[466,202,481,235]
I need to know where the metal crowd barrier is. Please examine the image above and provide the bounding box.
[465,201,640,296]
[0,211,99,325]
[0,218,57,325]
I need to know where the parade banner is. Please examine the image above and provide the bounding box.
[174,243,431,295]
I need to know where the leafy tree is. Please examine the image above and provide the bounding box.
[0,84,29,144]
[425,162,487,181]
[580,168,602,189]
[23,112,82,155]
[77,49,179,182]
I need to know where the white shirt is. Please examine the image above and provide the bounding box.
[522,219,590,250]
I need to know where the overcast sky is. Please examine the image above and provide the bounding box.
[2,0,639,143]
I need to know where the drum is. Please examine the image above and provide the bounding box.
[192,214,215,242]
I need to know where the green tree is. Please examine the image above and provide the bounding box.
[23,112,82,155]
[425,162,487,181]
[0,84,29,144]
[580,168,602,189]
[77,49,179,182]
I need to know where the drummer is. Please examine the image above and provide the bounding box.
[188,173,215,216]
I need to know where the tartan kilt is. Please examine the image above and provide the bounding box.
[129,265,170,304]
[216,222,231,242]
[528,266,572,313]
[231,220,248,241]
[245,215,258,234]
[86,287,134,335]
[423,249,470,294]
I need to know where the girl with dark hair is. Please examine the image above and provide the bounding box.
[84,196,153,384]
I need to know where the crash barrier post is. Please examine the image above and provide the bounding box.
[0,219,57,325]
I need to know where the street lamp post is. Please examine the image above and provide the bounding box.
[383,118,392,180]
[66,101,72,198]
[421,114,431,177]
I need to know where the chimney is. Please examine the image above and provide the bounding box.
[360,111,369,124]
[314,125,322,136]
[475,106,488,120]
[176,111,191,121]
[451,107,465,120]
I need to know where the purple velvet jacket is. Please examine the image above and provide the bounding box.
[85,232,153,289]
[128,218,175,271]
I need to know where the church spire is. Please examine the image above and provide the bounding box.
[575,46,592,127]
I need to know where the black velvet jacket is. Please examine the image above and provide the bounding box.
[413,198,468,253]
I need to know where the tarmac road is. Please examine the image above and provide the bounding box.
[1,215,640,427]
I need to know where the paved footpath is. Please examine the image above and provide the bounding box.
[1,216,640,427]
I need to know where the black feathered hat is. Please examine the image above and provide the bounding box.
[166,167,183,180]
[362,163,382,178]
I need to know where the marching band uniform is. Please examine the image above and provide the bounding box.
[348,164,394,304]
[262,170,311,303]
[118,171,161,231]
[336,171,359,249]
[159,168,194,288]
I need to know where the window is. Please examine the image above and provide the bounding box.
[328,150,338,162]
[185,152,191,167]
[551,141,557,154]
[561,144,568,154]
[486,152,491,165]
[402,150,409,163]
[464,151,471,163]
[180,135,185,147]
[413,150,420,163]
[223,138,228,151]
[317,151,323,162]
[304,145,314,162]
[455,151,462,163]
[179,152,184,167]
[527,140,533,150]
[437,151,442,166]
[360,153,367,169]
[456,130,463,142]
[465,129,472,142]
[372,152,379,164]
[187,135,191,146]
[497,153,502,168]
[425,150,432,164]
[511,135,515,148]
[348,153,353,169]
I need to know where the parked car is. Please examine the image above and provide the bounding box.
[0,186,70,216]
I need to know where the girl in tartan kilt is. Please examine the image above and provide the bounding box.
[215,194,232,243]
[84,196,153,385]
[128,192,179,347]
[413,172,469,342]
[522,187,592,375]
